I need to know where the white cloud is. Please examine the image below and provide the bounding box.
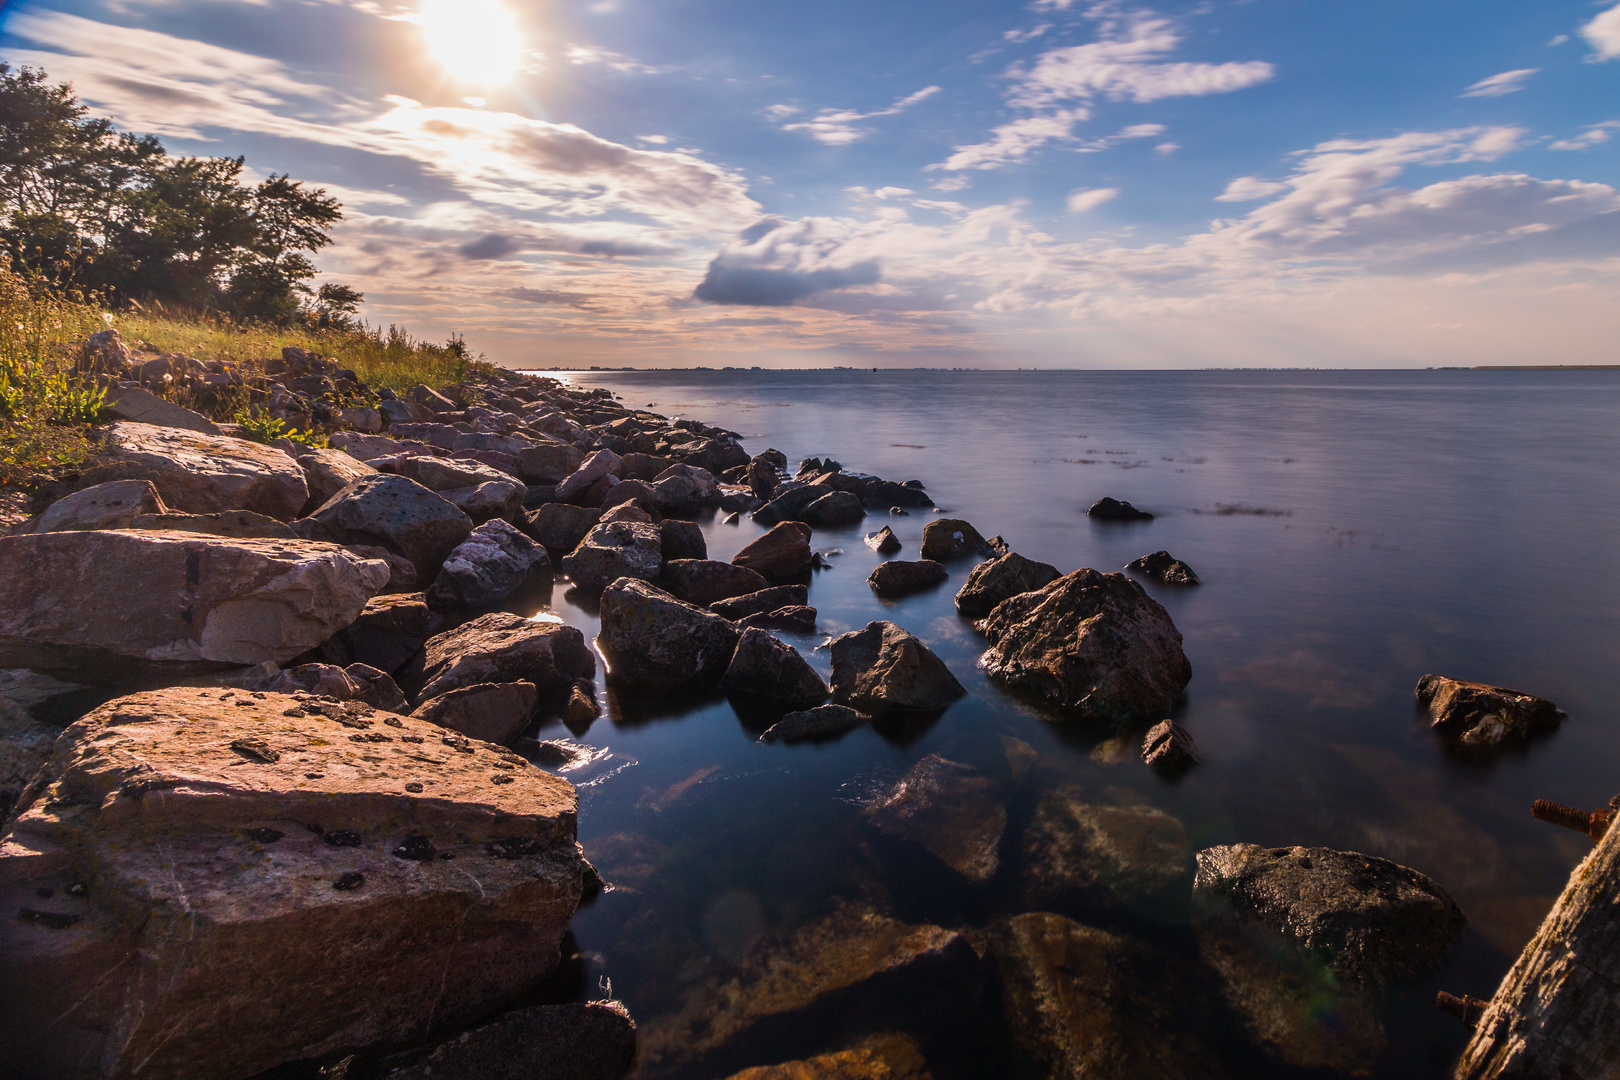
[1550,121,1620,151]
[1067,187,1119,212]
[565,44,663,74]
[1548,34,1569,47]
[933,109,1090,170]
[781,86,942,145]
[1216,176,1286,202]
[1459,69,1537,98]
[636,134,670,144]
[1582,2,1620,60]
[1004,23,1052,43]
[1154,141,1178,155]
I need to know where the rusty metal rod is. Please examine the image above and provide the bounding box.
[1437,991,1489,1027]
[1532,799,1612,842]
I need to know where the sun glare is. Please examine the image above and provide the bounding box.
[419,0,522,84]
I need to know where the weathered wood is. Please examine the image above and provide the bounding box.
[1455,807,1620,1079]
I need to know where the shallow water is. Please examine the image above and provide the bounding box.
[521,368,1620,1078]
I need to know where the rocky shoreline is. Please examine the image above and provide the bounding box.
[0,334,1593,1079]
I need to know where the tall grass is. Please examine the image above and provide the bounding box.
[0,270,107,486]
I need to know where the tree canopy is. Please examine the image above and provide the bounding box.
[0,64,359,325]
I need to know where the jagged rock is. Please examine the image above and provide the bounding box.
[407,382,457,411]
[516,442,586,485]
[343,543,419,594]
[1015,787,1190,914]
[746,452,783,501]
[721,1034,931,1080]
[829,622,966,716]
[556,448,624,502]
[979,570,1190,731]
[759,704,869,744]
[954,552,1061,618]
[296,448,376,512]
[0,669,83,713]
[709,585,809,620]
[417,611,595,705]
[79,327,133,374]
[800,490,865,527]
[619,452,674,482]
[733,521,814,581]
[101,384,219,434]
[386,454,522,495]
[308,473,474,582]
[919,518,991,561]
[24,480,166,533]
[867,754,1011,883]
[602,479,659,515]
[597,579,741,689]
[376,1001,637,1080]
[560,520,663,593]
[130,510,297,539]
[665,560,770,606]
[441,480,525,524]
[1088,497,1153,521]
[330,431,441,460]
[1415,674,1566,747]
[428,519,551,610]
[867,559,948,598]
[864,526,901,555]
[521,502,600,553]
[82,422,310,520]
[0,698,55,820]
[562,682,602,729]
[319,592,441,674]
[659,519,707,564]
[737,606,817,634]
[246,662,409,714]
[1125,550,1199,586]
[412,681,539,745]
[0,531,388,673]
[753,484,836,528]
[338,406,383,434]
[0,687,585,1080]
[1141,721,1199,774]
[720,628,830,708]
[650,464,723,514]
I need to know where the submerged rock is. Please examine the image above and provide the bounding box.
[428,519,551,610]
[1141,720,1200,774]
[417,611,595,706]
[376,1001,637,1080]
[1415,673,1566,747]
[864,525,902,555]
[759,704,869,744]
[308,473,475,582]
[954,551,1060,618]
[1087,497,1153,521]
[919,518,992,561]
[1125,550,1200,586]
[0,687,585,1080]
[23,479,166,534]
[732,521,814,581]
[598,578,741,689]
[867,559,948,598]
[867,754,1011,883]
[828,622,966,716]
[1014,786,1190,914]
[560,520,663,593]
[665,559,770,607]
[83,421,310,520]
[412,681,539,745]
[720,628,830,708]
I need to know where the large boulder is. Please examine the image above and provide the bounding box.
[296,448,376,512]
[411,681,539,745]
[979,570,1190,730]
[516,442,585,485]
[376,1001,636,1080]
[799,490,865,528]
[732,522,813,582]
[318,593,441,675]
[417,612,595,705]
[919,518,991,561]
[560,520,663,593]
[521,503,600,553]
[24,479,167,534]
[428,519,551,610]
[955,552,1061,618]
[867,559,948,599]
[752,484,835,527]
[386,455,523,495]
[665,560,770,606]
[101,384,220,434]
[440,480,525,525]
[0,687,586,1080]
[1014,787,1190,915]
[759,704,869,744]
[1087,497,1153,521]
[597,579,741,689]
[0,531,388,673]
[556,449,623,502]
[83,422,310,520]
[649,464,722,515]
[720,628,829,708]
[308,473,475,582]
[1415,673,1566,747]
[866,754,1012,883]
[128,510,296,539]
[828,622,966,716]
[659,519,707,564]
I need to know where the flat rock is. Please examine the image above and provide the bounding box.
[521,502,600,553]
[759,704,869,743]
[0,669,84,712]
[720,628,830,708]
[721,1033,931,1080]
[377,1001,636,1080]
[0,531,388,673]
[1015,786,1190,914]
[516,443,586,485]
[979,570,1191,731]
[736,605,817,634]
[319,592,441,675]
[1125,550,1199,585]
[84,422,309,520]
[732,521,813,581]
[866,754,1009,883]
[1415,673,1566,747]
[665,559,770,606]
[386,454,523,494]
[560,520,663,594]
[296,448,376,512]
[867,559,948,599]
[710,585,808,620]
[308,473,474,582]
[919,518,991,561]
[1141,720,1199,774]
[412,681,540,745]
[25,480,166,534]
[418,611,595,705]
[428,519,551,610]
[829,621,966,716]
[101,383,220,434]
[597,579,741,689]
[0,687,585,1080]
[954,552,1061,618]
[130,510,296,539]
[864,526,901,554]
[1088,497,1153,521]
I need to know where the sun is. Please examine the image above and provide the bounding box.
[419,0,523,85]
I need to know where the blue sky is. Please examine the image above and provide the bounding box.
[3,0,1618,367]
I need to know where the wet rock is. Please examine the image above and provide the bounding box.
[377,1000,636,1080]
[1415,674,1566,747]
[597,579,741,689]
[650,464,723,515]
[1015,787,1190,914]
[556,448,624,502]
[1125,550,1199,586]
[864,480,934,510]
[101,384,220,434]
[864,526,901,555]
[659,519,707,565]
[428,519,551,610]
[521,502,600,553]
[746,452,783,501]
[829,622,966,716]
[0,698,55,820]
[1087,497,1153,521]
[560,520,663,593]
[737,606,818,634]
[412,681,540,745]
[954,552,1061,618]
[990,912,1230,1080]
[800,490,865,528]
[721,1033,931,1080]
[516,442,586,485]
[418,611,595,705]
[296,448,376,512]
[665,559,770,606]
[710,585,809,620]
[919,518,991,561]
[979,570,1190,731]
[129,510,297,539]
[720,628,830,708]
[319,592,441,675]
[24,479,169,535]
[753,483,836,528]
[563,682,602,729]
[733,521,814,582]
[308,473,475,582]
[867,754,1010,883]
[82,422,309,520]
[867,559,948,599]
[759,704,869,743]
[441,480,526,524]
[0,687,585,1080]
[0,531,388,673]
[1141,721,1199,774]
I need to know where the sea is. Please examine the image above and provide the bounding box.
[527,368,1619,1078]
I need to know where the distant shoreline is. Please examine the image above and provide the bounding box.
[514,365,1620,373]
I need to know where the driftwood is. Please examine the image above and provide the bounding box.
[1454,800,1620,1079]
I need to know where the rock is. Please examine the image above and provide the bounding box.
[0,698,55,820]
[516,442,586,485]
[919,518,991,561]
[864,480,933,510]
[25,479,166,534]
[650,463,723,515]
[829,622,966,716]
[1015,787,1190,914]
[720,628,830,708]
[989,912,1230,1080]
[598,503,650,525]
[0,669,84,713]
[130,510,297,539]
[562,682,602,729]
[521,502,600,553]
[407,382,457,411]
[665,560,770,606]
[710,585,809,620]
[412,681,540,745]
[309,473,475,582]
[733,522,814,582]
[985,535,1011,557]
[979,570,1191,731]
[737,606,818,634]
[759,704,869,743]
[319,593,441,675]
[560,520,663,593]
[1088,497,1153,521]
[867,559,948,599]
[602,478,659,515]
[659,519,707,564]
[79,327,133,374]
[619,452,674,482]
[746,453,782,501]
[296,448,376,511]
[442,480,525,524]
[84,422,310,521]
[720,1034,931,1080]
[338,406,384,434]
[428,519,551,610]
[101,384,220,434]
[954,552,1061,618]
[417,611,595,705]
[0,531,388,673]
[753,483,836,527]
[799,490,865,527]
[556,448,624,502]
[1415,673,1567,747]
[385,455,521,494]
[864,526,901,555]
[1141,721,1199,774]
[330,431,440,460]
[0,687,585,1080]
[1125,550,1199,586]
[867,754,1010,883]
[377,1001,636,1080]
[247,662,409,714]
[597,579,741,689]
[343,663,412,713]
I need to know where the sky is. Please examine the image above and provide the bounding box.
[2,0,1619,369]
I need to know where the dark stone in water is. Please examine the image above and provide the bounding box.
[1125,550,1199,585]
[1415,673,1566,747]
[759,704,869,743]
[829,621,965,715]
[919,518,991,560]
[867,559,948,598]
[1014,786,1190,915]
[1087,497,1153,521]
[736,605,817,634]
[720,628,830,708]
[375,1001,637,1080]
[710,585,809,620]
[954,551,1060,618]
[1141,720,1200,774]
[864,525,901,554]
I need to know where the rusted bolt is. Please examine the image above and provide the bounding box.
[1532,799,1613,842]
[1437,991,1489,1027]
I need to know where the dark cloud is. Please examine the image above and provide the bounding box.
[460,233,522,259]
[458,232,673,260]
[693,258,881,305]
[501,287,597,308]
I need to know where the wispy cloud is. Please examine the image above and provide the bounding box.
[1066,186,1118,212]
[779,86,942,145]
[1582,1,1620,60]
[1458,68,1537,98]
[1549,121,1620,150]
[1216,176,1286,202]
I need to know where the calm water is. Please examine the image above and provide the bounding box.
[531,369,1620,1078]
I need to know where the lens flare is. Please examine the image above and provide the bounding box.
[419,0,522,84]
